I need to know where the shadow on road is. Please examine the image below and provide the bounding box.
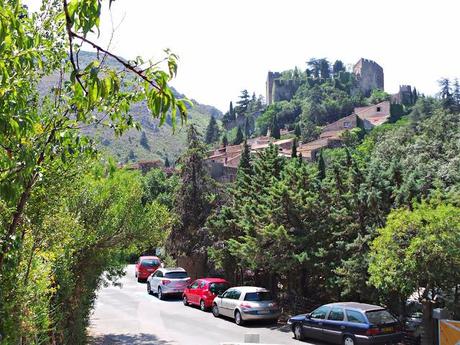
[89,333,174,345]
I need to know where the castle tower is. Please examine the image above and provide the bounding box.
[353,58,384,97]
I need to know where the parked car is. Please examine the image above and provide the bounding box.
[135,256,161,282]
[288,302,403,345]
[183,278,231,311]
[146,267,190,300]
[212,286,280,325]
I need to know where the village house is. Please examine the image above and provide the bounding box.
[206,101,391,182]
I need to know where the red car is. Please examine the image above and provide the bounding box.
[135,256,161,282]
[183,278,231,311]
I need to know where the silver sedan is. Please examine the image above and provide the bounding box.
[212,286,281,325]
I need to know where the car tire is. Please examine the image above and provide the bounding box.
[294,323,304,340]
[235,310,244,326]
[200,300,207,311]
[158,287,164,300]
[212,304,220,317]
[147,282,152,295]
[183,295,189,306]
[343,335,355,345]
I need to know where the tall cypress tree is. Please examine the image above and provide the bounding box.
[222,133,228,147]
[244,116,251,138]
[317,149,326,181]
[294,123,301,138]
[234,126,244,145]
[271,115,281,139]
[164,156,170,167]
[238,140,252,176]
[205,115,219,144]
[291,137,298,158]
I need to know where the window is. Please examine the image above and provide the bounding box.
[366,310,397,325]
[190,281,199,289]
[346,310,367,324]
[141,259,161,267]
[154,271,163,278]
[200,281,207,288]
[164,271,188,279]
[210,282,230,294]
[376,106,381,112]
[344,121,351,128]
[328,307,344,321]
[311,306,331,319]
[244,291,273,301]
[222,290,233,299]
[232,290,242,300]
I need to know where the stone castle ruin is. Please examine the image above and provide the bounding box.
[352,58,384,97]
[266,58,384,104]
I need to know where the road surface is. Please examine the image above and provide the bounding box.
[89,265,317,345]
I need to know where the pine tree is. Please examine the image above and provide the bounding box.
[439,78,454,111]
[238,140,252,176]
[222,133,228,147]
[332,60,345,77]
[205,116,219,144]
[291,137,297,158]
[234,126,244,145]
[412,87,418,105]
[164,156,170,167]
[236,90,250,116]
[229,101,235,121]
[140,131,150,151]
[453,79,460,112]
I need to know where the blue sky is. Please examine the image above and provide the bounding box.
[27,0,460,111]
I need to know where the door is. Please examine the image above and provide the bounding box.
[322,307,346,344]
[188,280,200,304]
[197,280,207,304]
[304,305,331,339]
[151,270,163,291]
[219,290,235,317]
[228,290,242,319]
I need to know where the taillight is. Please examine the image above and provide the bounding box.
[240,303,252,309]
[366,327,381,336]
[162,280,171,285]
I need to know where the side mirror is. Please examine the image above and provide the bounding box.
[305,313,311,319]
[218,294,223,298]
[187,285,191,289]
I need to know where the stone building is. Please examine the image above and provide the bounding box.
[391,85,413,105]
[266,72,302,105]
[353,58,384,96]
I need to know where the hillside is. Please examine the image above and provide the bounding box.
[40,51,222,163]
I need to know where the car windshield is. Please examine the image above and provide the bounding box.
[244,291,273,301]
[210,282,230,294]
[165,271,188,279]
[141,259,160,267]
[366,310,397,325]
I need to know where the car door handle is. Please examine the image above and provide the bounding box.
[340,326,346,330]
[318,322,323,326]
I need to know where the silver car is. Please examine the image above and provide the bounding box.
[146,267,190,300]
[212,286,281,325]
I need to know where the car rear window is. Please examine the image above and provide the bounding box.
[141,259,160,267]
[210,282,230,294]
[346,310,367,324]
[366,310,397,325]
[244,291,273,301]
[165,271,188,279]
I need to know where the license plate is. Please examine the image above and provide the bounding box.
[382,327,393,333]
[258,310,270,315]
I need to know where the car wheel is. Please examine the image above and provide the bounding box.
[147,282,152,295]
[235,310,244,326]
[200,300,207,311]
[343,335,355,345]
[183,295,189,306]
[294,323,304,340]
[212,304,220,317]
[158,287,164,300]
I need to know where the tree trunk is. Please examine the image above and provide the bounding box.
[421,300,434,345]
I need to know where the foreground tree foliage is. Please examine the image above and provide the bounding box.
[1,0,185,343]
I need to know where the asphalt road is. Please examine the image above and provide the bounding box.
[89,265,317,345]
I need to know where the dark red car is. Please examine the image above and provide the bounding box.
[183,278,231,311]
[135,256,161,282]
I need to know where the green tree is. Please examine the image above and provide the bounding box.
[164,156,171,167]
[205,115,220,144]
[222,133,228,147]
[234,126,244,145]
[294,123,301,137]
[271,115,281,139]
[140,131,150,151]
[236,89,250,116]
[291,138,298,158]
[332,60,345,76]
[438,78,454,111]
[369,202,460,345]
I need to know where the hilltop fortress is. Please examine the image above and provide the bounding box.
[266,58,384,105]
